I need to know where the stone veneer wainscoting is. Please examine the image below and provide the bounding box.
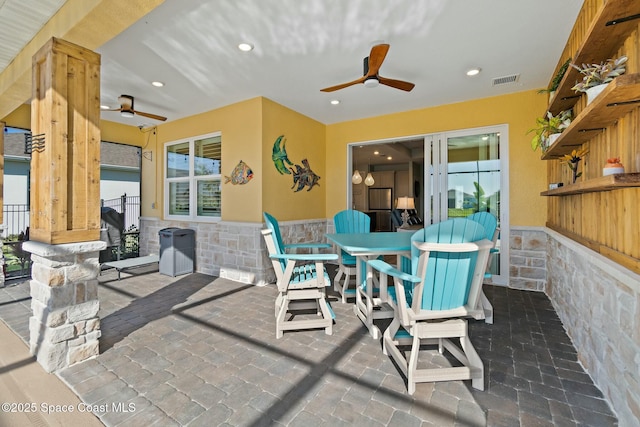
[509,226,547,291]
[546,228,639,426]
[138,217,330,286]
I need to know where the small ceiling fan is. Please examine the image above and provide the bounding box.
[320,44,415,92]
[104,95,167,121]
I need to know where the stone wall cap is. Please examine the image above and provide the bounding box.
[546,227,640,292]
[23,240,107,256]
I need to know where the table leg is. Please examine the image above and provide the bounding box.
[354,255,394,339]
[354,256,375,338]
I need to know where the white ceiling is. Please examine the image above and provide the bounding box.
[2,0,585,127]
[0,0,66,71]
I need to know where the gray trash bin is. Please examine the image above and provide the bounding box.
[159,227,195,277]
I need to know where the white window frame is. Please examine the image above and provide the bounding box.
[164,131,222,221]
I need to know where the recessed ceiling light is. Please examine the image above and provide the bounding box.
[330,99,340,105]
[387,156,392,160]
[466,68,481,76]
[373,151,379,155]
[151,81,164,87]
[238,43,253,52]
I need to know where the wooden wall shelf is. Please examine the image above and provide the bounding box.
[548,0,640,116]
[540,173,640,196]
[541,73,640,159]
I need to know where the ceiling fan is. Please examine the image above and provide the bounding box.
[320,44,415,93]
[104,95,167,121]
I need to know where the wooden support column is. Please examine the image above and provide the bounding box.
[26,38,105,372]
[30,37,101,245]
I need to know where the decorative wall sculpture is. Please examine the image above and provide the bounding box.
[225,160,254,185]
[272,135,293,175]
[271,135,321,192]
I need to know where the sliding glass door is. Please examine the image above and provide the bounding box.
[426,125,508,284]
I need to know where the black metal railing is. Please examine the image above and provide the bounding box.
[1,194,141,278]
[2,204,30,239]
[101,194,140,231]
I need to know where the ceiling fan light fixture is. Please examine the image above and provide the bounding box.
[363,77,379,88]
[120,110,135,118]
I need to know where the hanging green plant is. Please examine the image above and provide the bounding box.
[538,57,572,95]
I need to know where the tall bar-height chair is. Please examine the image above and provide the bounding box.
[369,218,492,393]
[467,211,499,324]
[332,209,371,303]
[262,212,336,338]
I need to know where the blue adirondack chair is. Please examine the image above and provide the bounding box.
[368,218,492,393]
[263,212,332,254]
[262,213,336,338]
[332,210,371,303]
[467,211,499,324]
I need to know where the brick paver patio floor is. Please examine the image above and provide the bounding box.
[0,265,618,426]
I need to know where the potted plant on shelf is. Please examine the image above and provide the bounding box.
[603,157,624,176]
[538,57,572,102]
[527,110,572,152]
[571,55,627,104]
[561,147,589,184]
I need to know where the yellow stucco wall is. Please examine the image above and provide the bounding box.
[5,90,548,227]
[262,98,326,221]
[325,90,549,226]
[1,103,144,146]
[143,96,326,222]
[143,97,263,222]
[1,104,30,129]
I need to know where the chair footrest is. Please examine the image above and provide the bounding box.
[371,303,394,320]
[412,366,480,383]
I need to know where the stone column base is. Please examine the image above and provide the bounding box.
[23,240,106,372]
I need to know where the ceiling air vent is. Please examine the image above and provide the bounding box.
[492,74,520,86]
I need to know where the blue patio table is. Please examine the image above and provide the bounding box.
[325,231,413,339]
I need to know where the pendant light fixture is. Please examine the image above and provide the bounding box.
[351,157,363,184]
[364,158,375,186]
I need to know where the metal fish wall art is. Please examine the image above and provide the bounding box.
[224,160,254,185]
[290,159,320,192]
[272,135,293,174]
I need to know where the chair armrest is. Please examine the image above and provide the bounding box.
[270,253,338,262]
[284,243,332,250]
[367,259,421,283]
[413,238,493,253]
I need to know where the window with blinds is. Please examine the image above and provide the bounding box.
[165,133,222,220]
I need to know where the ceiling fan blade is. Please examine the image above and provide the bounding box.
[366,44,389,77]
[378,76,415,92]
[320,76,366,92]
[133,110,167,121]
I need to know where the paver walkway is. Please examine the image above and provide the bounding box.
[0,265,618,426]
